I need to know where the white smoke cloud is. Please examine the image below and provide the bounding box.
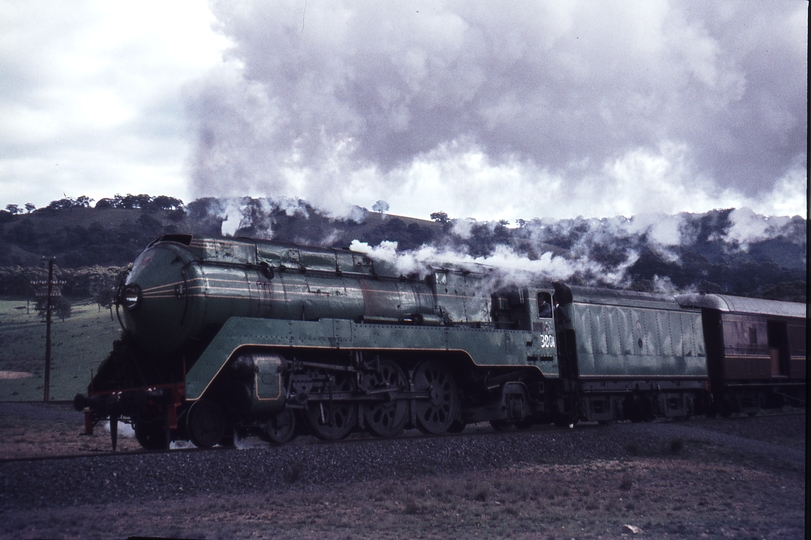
[103,420,134,439]
[219,199,245,237]
[350,238,593,285]
[723,207,802,252]
[450,217,479,240]
[213,196,316,238]
[650,275,682,296]
[185,0,806,222]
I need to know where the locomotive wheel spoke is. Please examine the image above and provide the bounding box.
[259,408,297,444]
[303,372,358,440]
[363,359,409,438]
[413,360,459,435]
[187,399,229,448]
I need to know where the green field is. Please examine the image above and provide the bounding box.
[0,298,122,401]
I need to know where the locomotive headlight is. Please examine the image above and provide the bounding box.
[122,284,142,310]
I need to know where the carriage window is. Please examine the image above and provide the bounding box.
[537,293,552,318]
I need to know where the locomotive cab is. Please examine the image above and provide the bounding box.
[491,287,532,330]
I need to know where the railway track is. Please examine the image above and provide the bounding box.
[1,409,803,464]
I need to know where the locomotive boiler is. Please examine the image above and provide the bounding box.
[74,234,806,451]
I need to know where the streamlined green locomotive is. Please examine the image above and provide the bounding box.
[74,234,802,451]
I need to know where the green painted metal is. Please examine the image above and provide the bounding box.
[119,235,562,378]
[567,287,707,378]
[255,355,283,400]
[185,316,560,400]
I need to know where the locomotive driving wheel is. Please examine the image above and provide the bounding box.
[413,360,459,434]
[187,399,229,448]
[363,358,409,438]
[303,371,358,440]
[259,408,297,444]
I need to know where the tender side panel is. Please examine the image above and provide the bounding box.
[571,302,707,378]
[564,293,708,422]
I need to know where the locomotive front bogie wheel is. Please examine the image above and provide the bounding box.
[413,360,460,435]
[303,372,358,440]
[259,408,297,444]
[363,358,409,438]
[134,421,170,451]
[187,399,230,448]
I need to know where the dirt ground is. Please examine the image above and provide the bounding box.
[0,402,143,458]
[0,404,806,540]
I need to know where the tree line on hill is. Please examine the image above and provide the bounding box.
[0,194,806,304]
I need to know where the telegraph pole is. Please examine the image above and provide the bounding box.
[44,257,54,402]
[32,257,63,402]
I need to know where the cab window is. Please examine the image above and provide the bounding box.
[537,292,552,318]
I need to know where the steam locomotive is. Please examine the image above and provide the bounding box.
[73,234,806,450]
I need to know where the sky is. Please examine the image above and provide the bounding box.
[1,0,807,222]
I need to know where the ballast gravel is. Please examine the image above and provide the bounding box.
[0,412,804,511]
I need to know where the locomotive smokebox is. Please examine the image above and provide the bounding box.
[118,241,198,355]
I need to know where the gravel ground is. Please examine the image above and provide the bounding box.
[0,404,806,539]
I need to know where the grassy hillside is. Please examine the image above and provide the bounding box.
[0,299,121,401]
[0,206,187,268]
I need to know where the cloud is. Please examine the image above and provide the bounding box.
[1,1,804,221]
[187,0,807,221]
[0,0,229,208]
